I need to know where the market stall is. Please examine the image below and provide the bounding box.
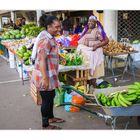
[103,39,138,85]
[1,20,140,120]
[1,32,92,107]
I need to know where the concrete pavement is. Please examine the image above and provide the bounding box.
[0,56,140,129]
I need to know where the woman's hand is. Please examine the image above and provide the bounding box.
[84,39,89,46]
[40,78,49,90]
[93,45,98,51]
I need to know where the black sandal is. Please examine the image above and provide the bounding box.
[42,125,61,130]
[49,118,65,123]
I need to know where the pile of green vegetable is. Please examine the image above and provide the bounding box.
[97,82,140,107]
[16,45,32,65]
[60,53,83,66]
[2,30,25,40]
[21,22,44,37]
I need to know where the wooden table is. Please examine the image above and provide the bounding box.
[2,42,29,85]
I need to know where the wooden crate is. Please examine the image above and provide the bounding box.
[30,82,42,105]
[28,71,42,105]
[60,69,90,95]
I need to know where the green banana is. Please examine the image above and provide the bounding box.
[123,94,137,101]
[137,96,140,99]
[136,91,140,95]
[111,98,116,107]
[64,74,67,81]
[118,97,128,107]
[101,95,107,105]
[127,89,137,95]
[106,100,111,106]
[134,82,140,88]
[118,93,132,106]
[108,91,119,98]
[128,85,140,90]
[114,93,121,107]
[97,94,102,101]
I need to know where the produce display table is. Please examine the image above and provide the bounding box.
[1,39,35,85]
[104,50,138,86]
[58,64,90,72]
[2,42,24,83]
[2,42,16,54]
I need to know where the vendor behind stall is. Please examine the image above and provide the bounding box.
[77,15,109,87]
[62,16,71,35]
[13,17,26,30]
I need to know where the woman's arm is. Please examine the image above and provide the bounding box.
[38,39,49,90]
[39,50,49,90]
[39,51,48,80]
[95,36,109,48]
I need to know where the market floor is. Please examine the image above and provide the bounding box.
[0,57,140,130]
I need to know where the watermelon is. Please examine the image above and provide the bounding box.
[17,52,24,58]
[24,59,30,65]
[23,56,29,61]
[10,35,14,39]
[27,50,32,55]
[23,52,30,57]
[20,48,26,54]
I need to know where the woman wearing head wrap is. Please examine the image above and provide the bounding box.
[78,15,109,87]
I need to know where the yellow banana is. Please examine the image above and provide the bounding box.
[78,86,86,90]
[74,82,80,89]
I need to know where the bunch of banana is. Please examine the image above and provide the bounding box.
[58,73,67,82]
[59,53,67,59]
[97,82,140,107]
[70,82,86,93]
[70,82,80,90]
[128,82,140,95]
[97,91,137,107]
[77,85,86,93]
[127,82,140,104]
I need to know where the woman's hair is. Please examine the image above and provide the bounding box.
[39,14,58,29]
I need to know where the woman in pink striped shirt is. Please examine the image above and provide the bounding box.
[32,15,65,130]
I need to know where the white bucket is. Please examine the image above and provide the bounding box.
[9,59,15,68]
[8,50,15,68]
[17,63,29,80]
[8,50,14,60]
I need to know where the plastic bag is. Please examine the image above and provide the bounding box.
[64,91,72,111]
[64,91,85,112]
[96,81,112,89]
[56,36,70,47]
[70,34,80,47]
[54,87,65,107]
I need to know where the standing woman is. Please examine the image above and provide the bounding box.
[78,15,109,87]
[31,15,65,130]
